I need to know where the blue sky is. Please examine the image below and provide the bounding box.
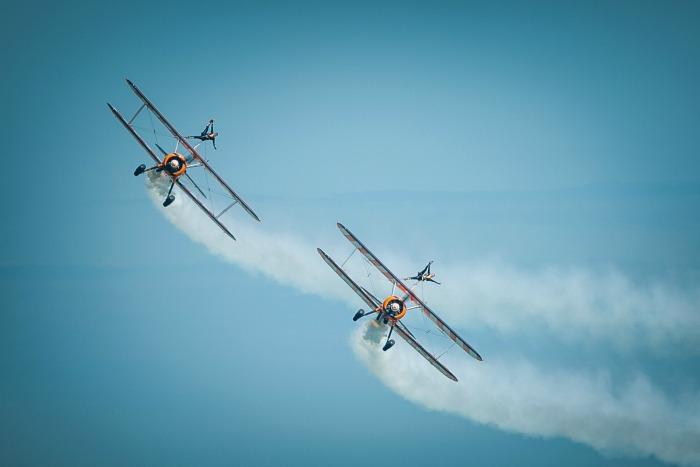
[2,1,700,466]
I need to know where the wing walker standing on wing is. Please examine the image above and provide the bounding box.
[187,119,218,149]
[405,260,441,284]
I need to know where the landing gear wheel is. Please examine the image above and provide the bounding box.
[163,194,175,207]
[353,309,365,321]
[134,164,146,176]
[382,339,395,351]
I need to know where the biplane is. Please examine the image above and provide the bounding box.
[318,223,482,382]
[107,79,260,241]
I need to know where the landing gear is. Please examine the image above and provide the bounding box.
[133,163,146,176]
[135,163,160,176]
[382,324,396,351]
[163,181,176,207]
[354,309,378,321]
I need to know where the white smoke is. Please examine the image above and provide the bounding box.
[146,175,700,465]
[145,172,348,300]
[353,321,700,466]
[146,174,700,354]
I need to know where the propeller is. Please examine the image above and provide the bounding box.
[155,143,207,200]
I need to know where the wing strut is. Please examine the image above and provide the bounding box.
[317,248,377,309]
[216,200,239,219]
[107,103,161,165]
[175,180,236,241]
[128,103,147,125]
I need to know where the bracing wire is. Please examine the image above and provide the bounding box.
[403,323,451,341]
[361,256,380,300]
[340,247,357,269]
[147,109,159,146]
[202,166,213,211]
[132,125,174,140]
[436,342,456,360]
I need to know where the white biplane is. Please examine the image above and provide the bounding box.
[108,79,260,240]
[318,223,482,382]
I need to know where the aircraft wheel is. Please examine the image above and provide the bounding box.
[353,309,365,321]
[134,164,146,176]
[163,194,175,207]
[382,339,395,351]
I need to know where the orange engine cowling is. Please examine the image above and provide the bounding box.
[381,295,406,320]
[162,153,187,178]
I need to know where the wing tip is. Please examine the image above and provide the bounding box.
[245,207,261,222]
[317,247,327,258]
[219,224,236,241]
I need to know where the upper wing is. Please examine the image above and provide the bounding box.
[392,324,458,382]
[317,248,376,310]
[125,79,261,222]
[337,223,483,362]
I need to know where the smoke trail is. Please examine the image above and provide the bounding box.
[352,321,700,466]
[145,172,348,300]
[145,175,700,465]
[146,173,700,353]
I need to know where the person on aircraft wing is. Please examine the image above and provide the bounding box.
[187,119,218,149]
[405,261,441,285]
